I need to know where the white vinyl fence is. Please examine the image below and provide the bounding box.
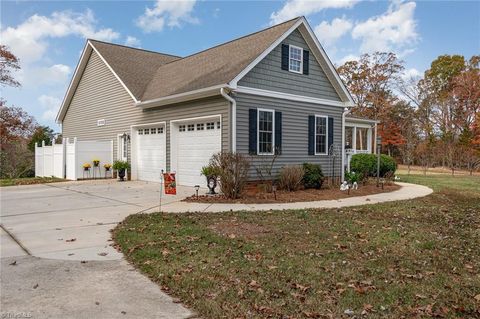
[35,140,65,178]
[36,138,113,180]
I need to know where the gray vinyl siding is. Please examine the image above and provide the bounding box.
[235,92,343,179]
[62,50,230,171]
[238,29,341,101]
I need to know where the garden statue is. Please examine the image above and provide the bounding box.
[340,181,349,191]
[352,181,358,190]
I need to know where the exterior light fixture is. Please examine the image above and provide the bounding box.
[194,185,200,199]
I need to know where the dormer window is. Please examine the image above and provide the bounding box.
[289,45,303,73]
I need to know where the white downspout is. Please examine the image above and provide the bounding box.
[341,106,352,182]
[220,87,236,152]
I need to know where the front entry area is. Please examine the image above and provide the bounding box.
[171,116,222,186]
[134,123,166,182]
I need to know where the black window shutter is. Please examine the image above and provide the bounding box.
[308,115,315,155]
[328,117,334,154]
[249,109,257,155]
[275,111,282,155]
[281,44,289,71]
[303,50,309,75]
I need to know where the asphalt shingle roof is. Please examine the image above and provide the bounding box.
[89,40,181,100]
[89,17,300,102]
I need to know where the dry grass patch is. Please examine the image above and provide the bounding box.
[113,175,480,318]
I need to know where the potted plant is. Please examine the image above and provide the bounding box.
[93,159,100,167]
[113,160,130,181]
[104,163,112,171]
[83,163,91,171]
[201,165,219,194]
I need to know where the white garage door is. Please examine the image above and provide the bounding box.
[173,119,221,186]
[136,126,166,182]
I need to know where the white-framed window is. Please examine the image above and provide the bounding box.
[118,135,128,161]
[144,128,150,135]
[187,124,195,131]
[197,123,204,130]
[315,115,328,155]
[151,127,157,134]
[179,125,186,132]
[289,45,303,73]
[158,127,164,134]
[257,109,275,155]
[138,129,143,135]
[206,122,215,130]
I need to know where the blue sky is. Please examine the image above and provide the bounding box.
[2,0,479,131]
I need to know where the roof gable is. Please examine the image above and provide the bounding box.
[90,40,180,99]
[238,28,341,101]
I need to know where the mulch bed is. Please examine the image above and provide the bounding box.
[184,182,401,204]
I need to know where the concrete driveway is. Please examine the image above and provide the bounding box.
[1,180,195,319]
[1,180,195,260]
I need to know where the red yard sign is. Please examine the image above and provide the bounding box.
[163,172,176,195]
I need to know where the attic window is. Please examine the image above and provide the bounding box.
[289,45,303,73]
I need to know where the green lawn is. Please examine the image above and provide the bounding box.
[0,176,65,187]
[113,176,480,318]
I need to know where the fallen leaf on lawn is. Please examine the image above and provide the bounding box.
[291,282,311,293]
[65,238,76,242]
[267,265,278,270]
[475,294,480,302]
[248,280,260,288]
[228,234,236,239]
[162,249,170,256]
[416,294,427,299]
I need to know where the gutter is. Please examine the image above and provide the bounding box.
[341,106,352,182]
[220,87,236,152]
[136,84,228,109]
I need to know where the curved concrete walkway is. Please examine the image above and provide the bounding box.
[157,182,433,213]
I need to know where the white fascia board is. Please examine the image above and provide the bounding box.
[56,42,91,123]
[136,84,228,109]
[229,19,304,88]
[88,41,138,103]
[298,18,355,105]
[345,117,380,124]
[235,86,351,108]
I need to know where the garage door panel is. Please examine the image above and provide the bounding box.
[136,126,166,183]
[173,120,221,186]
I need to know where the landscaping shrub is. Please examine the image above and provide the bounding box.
[302,163,324,189]
[345,171,361,184]
[209,152,250,199]
[350,153,397,177]
[278,165,304,191]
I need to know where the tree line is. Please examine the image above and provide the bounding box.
[337,52,480,175]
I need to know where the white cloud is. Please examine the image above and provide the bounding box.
[22,64,71,87]
[136,0,199,33]
[336,54,360,66]
[38,95,62,121]
[401,67,422,80]
[352,1,419,53]
[314,17,352,54]
[270,0,358,25]
[1,9,119,64]
[124,36,141,48]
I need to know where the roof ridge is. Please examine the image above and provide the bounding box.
[157,16,303,68]
[88,39,181,59]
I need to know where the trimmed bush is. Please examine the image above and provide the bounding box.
[302,163,324,189]
[278,165,304,192]
[350,153,397,177]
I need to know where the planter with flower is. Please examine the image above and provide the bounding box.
[93,159,100,167]
[104,163,112,171]
[83,163,91,171]
[113,160,130,181]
